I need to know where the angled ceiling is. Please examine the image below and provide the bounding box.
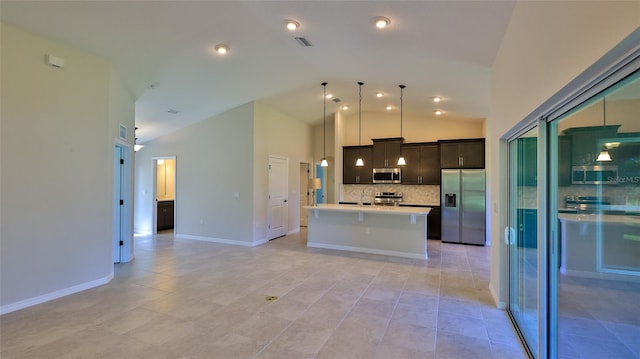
[1,1,516,144]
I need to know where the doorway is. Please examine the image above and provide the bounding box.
[153,157,176,235]
[315,164,325,205]
[299,162,310,227]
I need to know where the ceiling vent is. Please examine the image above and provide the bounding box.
[167,109,179,115]
[294,37,313,47]
[333,98,341,103]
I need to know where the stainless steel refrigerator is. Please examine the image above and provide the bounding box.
[441,169,486,245]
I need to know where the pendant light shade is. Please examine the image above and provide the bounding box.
[356,82,365,167]
[397,84,406,166]
[321,82,329,167]
[596,150,612,162]
[597,97,612,162]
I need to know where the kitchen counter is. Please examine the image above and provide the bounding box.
[305,204,430,259]
[558,212,640,278]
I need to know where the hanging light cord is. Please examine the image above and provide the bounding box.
[400,85,405,138]
[322,82,327,161]
[358,82,363,145]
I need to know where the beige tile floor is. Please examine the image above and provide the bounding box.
[1,229,527,359]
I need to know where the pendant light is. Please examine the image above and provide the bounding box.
[355,82,365,167]
[321,82,329,167]
[596,97,612,162]
[397,84,407,166]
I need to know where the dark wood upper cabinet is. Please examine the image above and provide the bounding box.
[402,142,440,185]
[372,138,403,168]
[343,146,373,184]
[439,139,485,168]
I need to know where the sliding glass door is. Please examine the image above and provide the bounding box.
[508,126,541,357]
[507,57,639,358]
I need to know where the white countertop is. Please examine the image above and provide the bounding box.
[305,204,430,216]
[400,202,440,207]
[559,213,640,224]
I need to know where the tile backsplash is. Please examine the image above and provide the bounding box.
[341,184,440,205]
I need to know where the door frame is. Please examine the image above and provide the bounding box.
[114,140,133,263]
[152,156,177,234]
[299,161,311,227]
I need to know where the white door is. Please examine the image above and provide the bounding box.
[300,163,310,227]
[113,146,123,263]
[268,156,288,239]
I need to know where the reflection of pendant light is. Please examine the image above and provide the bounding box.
[596,97,612,162]
[355,82,365,167]
[397,84,407,166]
[321,82,329,167]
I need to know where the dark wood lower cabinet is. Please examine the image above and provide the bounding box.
[157,200,174,231]
[428,206,441,239]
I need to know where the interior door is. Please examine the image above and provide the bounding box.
[113,146,123,263]
[507,127,539,357]
[268,156,288,239]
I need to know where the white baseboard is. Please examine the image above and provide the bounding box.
[307,242,427,260]
[287,228,300,235]
[0,273,114,315]
[176,233,266,247]
[489,281,506,309]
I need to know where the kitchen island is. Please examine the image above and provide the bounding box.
[305,204,431,259]
[559,212,640,277]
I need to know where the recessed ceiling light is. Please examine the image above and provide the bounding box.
[386,105,393,111]
[342,105,349,110]
[325,93,333,99]
[285,19,300,31]
[214,44,229,55]
[434,110,443,116]
[373,16,391,29]
[433,96,442,103]
[376,92,384,98]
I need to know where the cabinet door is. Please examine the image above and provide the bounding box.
[558,136,571,186]
[373,140,402,167]
[420,144,441,184]
[440,142,461,168]
[401,146,421,184]
[343,146,372,184]
[460,140,485,168]
[357,147,373,183]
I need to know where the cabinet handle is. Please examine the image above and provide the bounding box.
[356,175,360,184]
[461,157,464,167]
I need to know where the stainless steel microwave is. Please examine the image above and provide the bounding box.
[373,168,401,184]
[571,165,618,185]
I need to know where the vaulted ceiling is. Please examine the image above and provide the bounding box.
[1,1,516,143]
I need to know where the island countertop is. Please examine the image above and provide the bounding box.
[305,204,430,216]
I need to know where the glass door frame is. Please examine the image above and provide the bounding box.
[505,119,549,358]
[504,30,639,359]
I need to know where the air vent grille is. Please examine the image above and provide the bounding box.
[332,98,341,103]
[295,37,313,47]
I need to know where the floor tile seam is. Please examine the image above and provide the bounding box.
[375,265,414,353]
[433,245,444,357]
[247,315,299,359]
[310,270,381,355]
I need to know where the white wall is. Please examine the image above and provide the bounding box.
[135,103,255,243]
[253,101,313,236]
[134,101,312,243]
[0,23,134,312]
[341,111,484,145]
[488,2,640,306]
